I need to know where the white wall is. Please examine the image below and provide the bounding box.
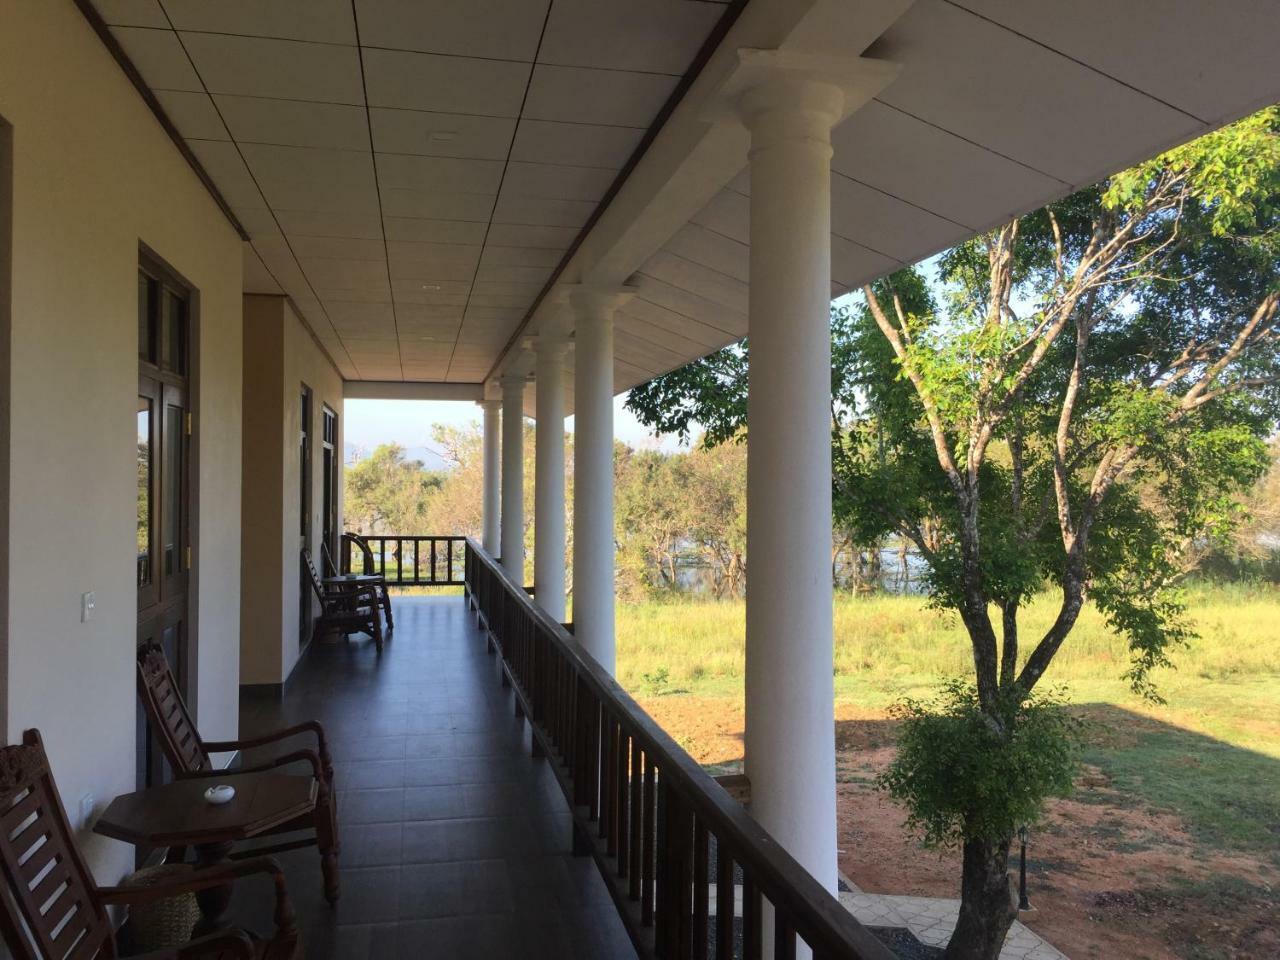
[241,295,343,687]
[0,0,244,885]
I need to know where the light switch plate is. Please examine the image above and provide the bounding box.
[80,592,95,623]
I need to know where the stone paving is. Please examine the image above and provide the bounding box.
[839,889,1069,960]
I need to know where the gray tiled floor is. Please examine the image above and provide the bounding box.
[224,596,638,960]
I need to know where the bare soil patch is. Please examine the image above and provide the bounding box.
[639,696,1280,960]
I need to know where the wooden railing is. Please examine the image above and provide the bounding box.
[342,534,467,587]
[463,539,893,960]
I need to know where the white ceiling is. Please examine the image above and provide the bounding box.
[612,0,1280,394]
[89,0,1280,401]
[92,0,728,382]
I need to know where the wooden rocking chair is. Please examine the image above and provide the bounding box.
[0,729,301,959]
[303,548,384,651]
[340,532,394,629]
[136,644,341,903]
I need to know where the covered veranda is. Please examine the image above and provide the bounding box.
[228,595,636,960]
[0,0,1278,958]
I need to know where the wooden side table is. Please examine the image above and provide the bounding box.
[96,771,316,934]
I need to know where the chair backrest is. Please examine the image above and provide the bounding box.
[342,533,375,575]
[0,730,115,960]
[301,548,326,601]
[320,539,338,579]
[136,643,210,776]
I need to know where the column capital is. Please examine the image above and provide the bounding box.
[533,331,571,361]
[564,282,639,320]
[709,48,900,137]
[499,372,528,392]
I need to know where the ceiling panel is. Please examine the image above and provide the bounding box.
[180,33,364,105]
[354,0,550,61]
[155,90,228,140]
[500,162,616,203]
[369,109,516,161]
[870,0,1201,186]
[362,49,531,116]
[375,154,506,195]
[831,100,1065,232]
[215,96,369,151]
[94,0,167,29]
[110,27,203,91]
[524,65,677,127]
[162,0,357,44]
[539,0,724,74]
[510,121,643,169]
[956,0,1280,122]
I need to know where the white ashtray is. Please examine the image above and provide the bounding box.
[204,784,236,805]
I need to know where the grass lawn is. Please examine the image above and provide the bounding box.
[616,585,1280,958]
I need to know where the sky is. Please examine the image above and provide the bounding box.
[344,393,686,463]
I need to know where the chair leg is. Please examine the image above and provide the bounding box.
[316,786,341,904]
[370,602,384,653]
[381,587,393,629]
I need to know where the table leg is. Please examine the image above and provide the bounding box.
[191,840,236,936]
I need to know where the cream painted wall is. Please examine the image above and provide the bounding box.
[240,297,286,685]
[0,0,244,887]
[240,295,343,688]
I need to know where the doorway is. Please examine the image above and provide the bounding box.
[322,405,338,566]
[299,386,313,649]
[136,256,193,790]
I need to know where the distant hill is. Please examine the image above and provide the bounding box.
[344,442,450,471]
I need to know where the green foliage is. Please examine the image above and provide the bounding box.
[344,443,445,535]
[625,346,748,447]
[640,666,671,695]
[877,681,1083,847]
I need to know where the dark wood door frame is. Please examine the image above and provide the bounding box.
[136,244,200,791]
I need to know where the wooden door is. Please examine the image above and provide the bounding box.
[299,387,313,649]
[136,263,192,791]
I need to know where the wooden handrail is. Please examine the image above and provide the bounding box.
[463,538,893,960]
[341,533,467,587]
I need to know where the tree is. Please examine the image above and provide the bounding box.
[343,443,444,535]
[627,107,1280,959]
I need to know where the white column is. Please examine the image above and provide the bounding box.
[569,285,634,674]
[534,334,569,623]
[500,374,526,579]
[740,74,846,896]
[481,393,501,554]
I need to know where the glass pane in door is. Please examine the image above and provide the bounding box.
[137,397,151,587]
[162,402,183,577]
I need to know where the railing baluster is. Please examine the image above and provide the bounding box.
[642,758,656,927]
[693,818,709,959]
[776,914,797,960]
[715,842,733,960]
[429,537,437,585]
[743,876,762,960]
[598,711,609,839]
[616,725,630,880]
[656,777,675,957]
[629,737,642,902]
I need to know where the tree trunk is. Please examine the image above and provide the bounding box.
[945,836,1018,960]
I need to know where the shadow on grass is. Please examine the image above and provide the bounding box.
[822,701,1280,864]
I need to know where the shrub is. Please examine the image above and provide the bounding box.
[877,680,1083,847]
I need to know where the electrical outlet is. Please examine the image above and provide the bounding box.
[78,793,95,831]
[80,592,95,623]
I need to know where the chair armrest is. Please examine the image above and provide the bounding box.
[235,748,325,783]
[205,719,328,755]
[129,930,255,959]
[100,856,297,939]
